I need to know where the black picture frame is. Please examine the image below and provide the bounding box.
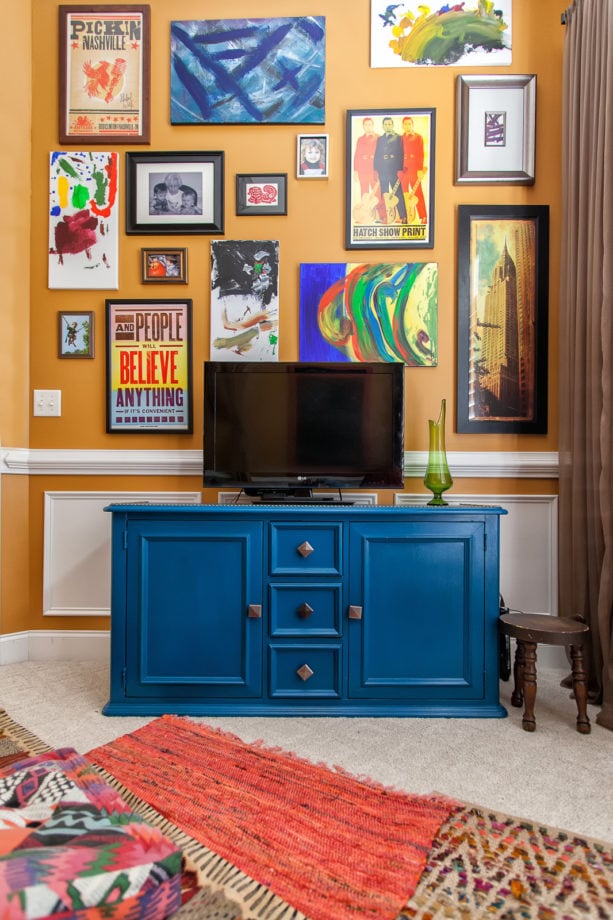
[125,151,224,235]
[346,107,435,250]
[235,174,288,215]
[105,298,193,432]
[457,204,549,434]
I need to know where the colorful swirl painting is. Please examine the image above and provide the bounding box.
[299,262,437,366]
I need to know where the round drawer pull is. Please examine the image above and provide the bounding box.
[297,602,315,619]
[297,664,314,681]
[297,540,314,558]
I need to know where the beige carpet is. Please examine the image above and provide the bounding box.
[0,658,611,844]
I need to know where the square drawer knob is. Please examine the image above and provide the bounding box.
[297,663,315,681]
[297,602,315,619]
[297,540,314,558]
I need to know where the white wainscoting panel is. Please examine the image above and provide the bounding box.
[395,493,563,667]
[394,493,558,615]
[43,491,202,617]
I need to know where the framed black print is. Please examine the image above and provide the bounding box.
[125,151,224,234]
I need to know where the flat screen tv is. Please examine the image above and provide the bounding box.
[203,361,405,500]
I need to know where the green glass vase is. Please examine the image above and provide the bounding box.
[424,398,453,506]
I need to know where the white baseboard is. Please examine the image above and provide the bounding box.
[0,630,110,663]
[0,632,29,665]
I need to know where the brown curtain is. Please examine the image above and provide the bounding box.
[559,0,613,730]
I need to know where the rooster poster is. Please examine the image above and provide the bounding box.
[59,6,150,143]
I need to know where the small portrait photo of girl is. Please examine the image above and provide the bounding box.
[297,134,329,178]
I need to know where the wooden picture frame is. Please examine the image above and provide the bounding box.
[346,108,435,250]
[236,174,287,215]
[456,75,536,185]
[125,151,224,235]
[457,204,549,434]
[106,299,193,432]
[297,134,329,178]
[59,5,151,144]
[141,248,188,283]
[58,311,94,358]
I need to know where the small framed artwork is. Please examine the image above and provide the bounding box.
[141,248,188,283]
[346,108,435,250]
[125,151,224,235]
[457,204,549,434]
[236,174,287,216]
[456,75,537,185]
[106,299,193,432]
[58,5,151,144]
[297,134,329,178]
[58,311,94,358]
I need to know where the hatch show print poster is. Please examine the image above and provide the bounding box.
[210,241,279,361]
[299,262,438,366]
[49,152,119,289]
[370,1,512,68]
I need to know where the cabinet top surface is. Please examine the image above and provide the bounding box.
[104,502,507,516]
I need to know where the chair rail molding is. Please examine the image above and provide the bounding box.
[1,448,560,478]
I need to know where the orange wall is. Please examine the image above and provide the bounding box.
[3,0,566,633]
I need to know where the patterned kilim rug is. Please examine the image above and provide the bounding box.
[2,708,613,919]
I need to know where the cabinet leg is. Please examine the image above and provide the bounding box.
[570,644,591,734]
[511,640,525,707]
[521,642,537,732]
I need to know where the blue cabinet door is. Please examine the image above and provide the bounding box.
[124,519,263,698]
[348,521,486,699]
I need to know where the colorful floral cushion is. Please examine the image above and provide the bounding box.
[0,748,182,919]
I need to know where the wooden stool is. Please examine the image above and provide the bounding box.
[499,613,591,734]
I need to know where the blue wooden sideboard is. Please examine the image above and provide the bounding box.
[103,503,507,718]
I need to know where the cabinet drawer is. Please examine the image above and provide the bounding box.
[270,583,342,636]
[269,523,342,575]
[269,644,341,697]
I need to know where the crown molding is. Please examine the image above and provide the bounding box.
[0,448,559,478]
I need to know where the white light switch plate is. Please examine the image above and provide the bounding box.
[33,389,62,417]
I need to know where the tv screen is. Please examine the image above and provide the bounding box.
[203,361,405,497]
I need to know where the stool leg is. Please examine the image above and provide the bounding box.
[570,644,591,734]
[521,641,537,732]
[511,641,525,707]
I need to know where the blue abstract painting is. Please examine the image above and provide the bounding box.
[171,17,326,124]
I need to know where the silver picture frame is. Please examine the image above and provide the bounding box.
[456,75,536,185]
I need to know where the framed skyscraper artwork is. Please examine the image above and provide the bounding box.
[456,204,549,434]
[346,108,435,250]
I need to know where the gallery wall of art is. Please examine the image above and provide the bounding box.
[25,0,565,455]
[0,0,566,634]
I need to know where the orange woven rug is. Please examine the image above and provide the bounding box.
[86,715,456,920]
